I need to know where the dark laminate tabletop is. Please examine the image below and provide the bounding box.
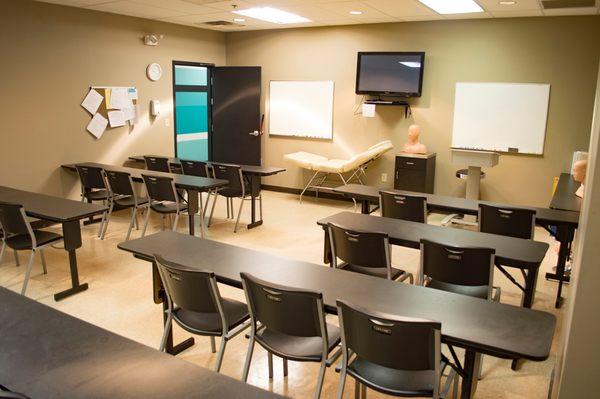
[0,287,284,399]
[118,232,556,361]
[549,173,583,213]
[62,162,228,191]
[0,186,106,222]
[128,155,286,176]
[318,212,549,269]
[335,184,580,227]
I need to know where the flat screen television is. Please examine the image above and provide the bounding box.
[355,52,425,97]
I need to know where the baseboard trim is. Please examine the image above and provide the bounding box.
[261,184,353,203]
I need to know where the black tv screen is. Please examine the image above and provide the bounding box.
[356,52,425,97]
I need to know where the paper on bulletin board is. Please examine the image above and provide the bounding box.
[108,110,126,127]
[109,87,128,110]
[123,104,139,124]
[81,89,103,115]
[128,87,138,100]
[86,113,108,139]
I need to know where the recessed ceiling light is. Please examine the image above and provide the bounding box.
[349,11,363,15]
[232,7,311,24]
[499,1,516,4]
[233,17,245,22]
[418,0,483,14]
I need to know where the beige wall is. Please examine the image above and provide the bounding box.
[553,65,600,399]
[0,0,225,198]
[227,17,600,206]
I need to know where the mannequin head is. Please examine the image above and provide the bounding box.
[573,159,588,183]
[407,124,421,144]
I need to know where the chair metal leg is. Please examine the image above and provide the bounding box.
[161,215,166,231]
[20,251,36,295]
[234,197,244,233]
[14,249,19,266]
[314,360,327,399]
[354,381,361,399]
[242,336,256,382]
[39,249,47,275]
[268,352,274,379]
[141,208,151,237]
[100,202,114,240]
[259,193,263,220]
[210,336,216,353]
[336,368,347,399]
[214,338,227,373]
[125,207,137,241]
[134,211,139,230]
[283,358,288,377]
[208,194,218,227]
[0,240,5,265]
[172,213,180,232]
[453,369,459,399]
[361,383,367,399]
[159,313,173,352]
[300,171,321,204]
[226,197,231,219]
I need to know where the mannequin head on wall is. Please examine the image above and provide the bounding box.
[573,159,588,198]
[403,124,427,154]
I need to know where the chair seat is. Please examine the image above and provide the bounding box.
[427,279,489,299]
[218,185,250,198]
[256,323,341,361]
[5,230,63,250]
[173,298,249,335]
[83,189,109,201]
[347,356,435,397]
[340,263,407,280]
[114,195,149,207]
[150,201,188,214]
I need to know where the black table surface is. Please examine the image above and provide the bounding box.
[0,186,106,222]
[0,287,284,399]
[62,162,228,191]
[318,212,549,269]
[550,173,583,213]
[335,184,580,227]
[118,232,556,361]
[128,155,286,176]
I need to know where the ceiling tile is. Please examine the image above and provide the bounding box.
[86,1,186,19]
[363,0,437,17]
[130,0,219,14]
[543,6,598,15]
[476,0,541,12]
[316,1,392,19]
[202,0,254,11]
[37,0,113,5]
[490,9,543,17]
[442,11,492,19]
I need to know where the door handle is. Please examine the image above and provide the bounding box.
[249,130,260,137]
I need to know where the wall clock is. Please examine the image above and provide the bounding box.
[146,63,162,81]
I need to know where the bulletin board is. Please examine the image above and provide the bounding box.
[81,86,139,139]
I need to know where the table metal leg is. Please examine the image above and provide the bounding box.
[460,350,481,399]
[54,220,88,301]
[545,225,575,308]
[186,189,199,237]
[360,200,370,214]
[247,175,263,229]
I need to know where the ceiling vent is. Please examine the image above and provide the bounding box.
[541,0,596,9]
[201,20,240,26]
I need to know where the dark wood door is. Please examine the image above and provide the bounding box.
[211,67,262,165]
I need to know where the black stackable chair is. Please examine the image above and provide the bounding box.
[141,174,188,236]
[154,255,250,372]
[75,164,109,236]
[180,159,213,218]
[379,191,428,223]
[241,273,341,399]
[0,226,20,266]
[209,163,259,233]
[0,202,63,295]
[100,170,149,240]
[478,204,535,240]
[335,300,457,399]
[143,155,172,173]
[327,222,413,283]
[419,239,500,301]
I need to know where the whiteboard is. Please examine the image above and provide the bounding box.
[451,82,550,155]
[269,81,334,139]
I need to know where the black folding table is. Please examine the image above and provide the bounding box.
[0,186,107,300]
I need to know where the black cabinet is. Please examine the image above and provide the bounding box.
[394,153,436,194]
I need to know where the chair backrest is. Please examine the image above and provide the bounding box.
[142,174,178,203]
[379,191,427,223]
[211,163,244,193]
[241,272,326,338]
[180,159,210,178]
[144,156,171,173]
[478,204,535,240]
[103,170,135,197]
[154,255,222,315]
[75,165,106,190]
[328,223,390,271]
[0,202,33,239]
[337,299,441,374]
[419,239,495,299]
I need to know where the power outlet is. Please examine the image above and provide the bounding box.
[164,118,170,127]
[381,173,388,183]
